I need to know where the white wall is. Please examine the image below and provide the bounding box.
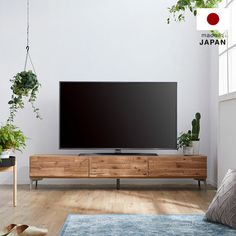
[218,97,236,185]
[209,47,219,187]
[0,0,213,184]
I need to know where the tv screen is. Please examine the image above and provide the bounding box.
[60,82,177,150]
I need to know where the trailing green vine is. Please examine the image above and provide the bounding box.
[167,0,224,38]
[8,70,42,123]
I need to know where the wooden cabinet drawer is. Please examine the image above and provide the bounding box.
[90,156,148,177]
[149,156,207,178]
[30,155,89,178]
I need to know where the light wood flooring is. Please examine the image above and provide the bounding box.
[0,184,216,235]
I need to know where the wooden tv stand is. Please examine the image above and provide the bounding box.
[29,154,207,190]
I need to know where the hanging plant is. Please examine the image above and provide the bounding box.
[167,0,223,38]
[8,70,41,123]
[7,0,42,123]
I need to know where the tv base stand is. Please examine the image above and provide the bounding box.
[79,153,158,156]
[29,154,207,190]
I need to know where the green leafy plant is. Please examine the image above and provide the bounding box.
[8,70,41,123]
[191,112,201,141]
[177,112,201,149]
[167,0,223,38]
[0,124,26,157]
[177,130,192,149]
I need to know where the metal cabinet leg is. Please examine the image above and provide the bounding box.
[116,179,120,190]
[35,180,38,189]
[198,180,201,189]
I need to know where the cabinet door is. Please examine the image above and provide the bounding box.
[90,156,148,177]
[149,156,207,178]
[30,156,89,178]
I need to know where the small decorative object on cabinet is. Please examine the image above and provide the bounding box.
[183,146,194,156]
[0,156,17,207]
[177,131,193,155]
[177,112,201,156]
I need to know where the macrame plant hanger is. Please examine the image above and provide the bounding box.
[24,0,36,73]
[7,0,41,123]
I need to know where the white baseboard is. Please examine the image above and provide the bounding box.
[207,178,217,188]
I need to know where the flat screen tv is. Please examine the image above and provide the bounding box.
[59,82,177,150]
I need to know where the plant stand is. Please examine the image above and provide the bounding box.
[0,156,17,207]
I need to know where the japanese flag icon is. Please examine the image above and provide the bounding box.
[197,8,229,31]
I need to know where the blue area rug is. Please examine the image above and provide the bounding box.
[60,214,236,236]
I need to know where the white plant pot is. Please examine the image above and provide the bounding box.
[0,150,11,159]
[183,146,193,156]
[192,141,200,155]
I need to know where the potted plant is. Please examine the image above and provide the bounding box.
[167,0,223,39]
[8,70,41,123]
[0,124,26,165]
[191,112,201,155]
[177,130,193,155]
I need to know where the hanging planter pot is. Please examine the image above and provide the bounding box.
[8,70,41,123]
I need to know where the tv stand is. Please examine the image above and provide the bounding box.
[29,154,207,190]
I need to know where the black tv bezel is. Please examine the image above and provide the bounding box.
[59,81,177,151]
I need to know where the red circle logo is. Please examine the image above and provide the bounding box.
[207,13,220,25]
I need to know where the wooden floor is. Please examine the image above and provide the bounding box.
[0,184,216,235]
